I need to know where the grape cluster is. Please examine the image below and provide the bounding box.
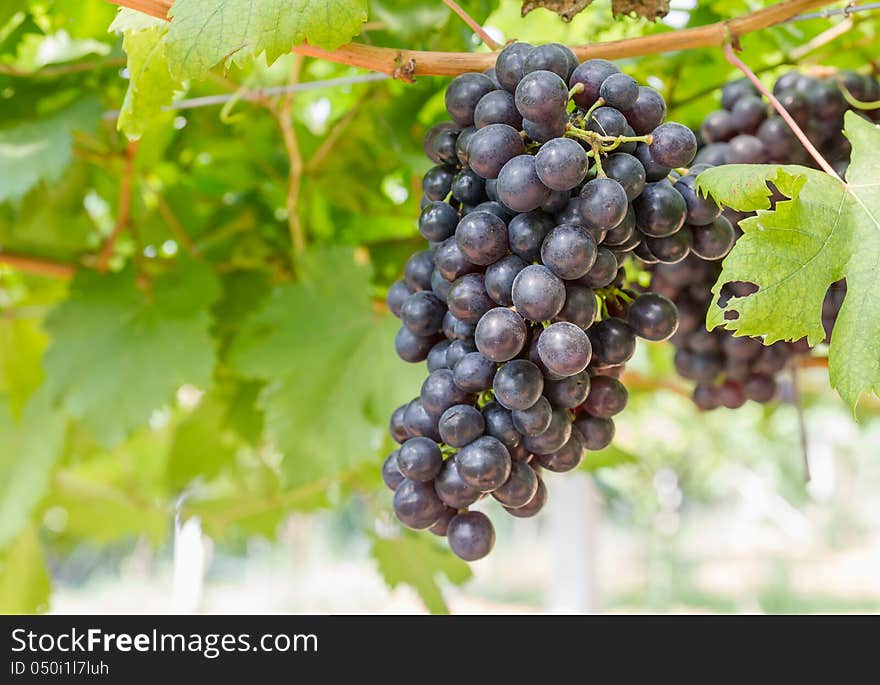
[382,43,691,561]
[649,69,873,409]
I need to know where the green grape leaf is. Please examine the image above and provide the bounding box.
[0,316,47,416]
[0,389,65,550]
[0,525,50,614]
[371,533,472,615]
[228,247,423,486]
[165,0,368,80]
[695,113,880,412]
[0,98,100,203]
[43,260,220,446]
[116,21,182,139]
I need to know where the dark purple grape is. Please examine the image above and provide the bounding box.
[429,506,457,536]
[434,237,478,282]
[419,201,458,242]
[579,178,629,231]
[453,351,496,393]
[404,250,434,291]
[387,280,411,317]
[446,72,496,126]
[633,142,671,182]
[496,42,534,93]
[448,511,495,561]
[482,401,522,448]
[395,326,437,363]
[383,450,405,490]
[438,404,485,447]
[554,283,598,329]
[674,175,721,227]
[604,152,646,202]
[394,479,445,529]
[578,247,618,288]
[701,110,736,143]
[485,255,526,306]
[522,408,572,455]
[694,143,730,166]
[431,270,452,302]
[722,78,758,110]
[451,168,485,206]
[422,165,455,201]
[492,459,539,508]
[511,265,566,322]
[541,189,570,213]
[627,293,679,341]
[730,94,767,134]
[692,384,721,411]
[719,380,746,409]
[497,154,551,212]
[649,122,697,168]
[403,399,441,441]
[443,311,476,341]
[474,307,527,362]
[544,370,590,408]
[447,273,494,324]
[401,291,445,336]
[587,106,627,138]
[536,428,585,472]
[537,322,592,377]
[599,72,639,110]
[634,181,687,237]
[421,369,471,417]
[523,43,577,81]
[474,89,522,129]
[757,118,800,163]
[691,215,735,260]
[397,437,443,482]
[435,457,481,508]
[645,227,692,264]
[602,206,636,247]
[721,334,763,361]
[389,404,410,443]
[573,414,614,450]
[522,113,567,143]
[674,348,722,383]
[515,69,569,123]
[467,123,525,179]
[622,86,666,134]
[457,435,511,491]
[504,476,547,517]
[569,59,619,110]
[455,211,509,266]
[744,373,777,403]
[455,126,476,165]
[511,396,553,436]
[534,137,589,191]
[424,123,459,164]
[726,134,767,164]
[540,223,597,280]
[589,318,636,365]
[446,338,477,368]
[508,210,554,262]
[581,375,628,418]
[493,359,544,411]
[427,340,451,372]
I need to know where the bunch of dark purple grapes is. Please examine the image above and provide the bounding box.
[381,42,693,561]
[646,69,872,409]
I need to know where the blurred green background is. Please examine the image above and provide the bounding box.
[0,0,878,614]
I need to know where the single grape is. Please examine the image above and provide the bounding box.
[397,437,443,482]
[404,250,434,292]
[443,311,477,341]
[455,126,476,165]
[627,293,679,341]
[633,142,671,182]
[421,368,472,417]
[393,479,445,530]
[434,457,482,508]
[569,59,619,110]
[581,375,628,418]
[535,428,585,472]
[395,326,437,363]
[719,380,746,409]
[448,511,496,561]
[726,134,767,164]
[451,168,486,206]
[427,340,451,372]
[389,403,410,443]
[579,178,629,232]
[467,123,526,179]
[447,273,495,324]
[587,106,627,138]
[438,404,485,448]
[403,399,442,441]
[553,283,598,329]
[511,396,553,436]
[455,211,509,266]
[537,322,592,377]
[523,113,567,143]
[578,247,618,288]
[485,254,526,306]
[673,175,721,227]
[722,77,758,109]
[457,435,512,491]
[573,414,615,450]
[419,201,458,242]
[430,269,452,302]
[422,165,456,201]
[493,359,544,411]
[522,408,572,455]
[589,318,636,365]
[429,506,457,537]
[453,351,496,393]
[386,280,412,318]
[693,142,731,166]
[400,291,446,336]
[744,373,777,403]
[424,123,459,164]
[445,338,478,368]
[691,215,735,260]
[514,70,569,123]
[434,237,478,282]
[599,72,639,110]
[496,154,551,213]
[504,476,547,517]
[633,181,687,237]
[511,264,566,322]
[492,459,539,508]
[622,86,666,134]
[508,210,555,262]
[496,42,534,93]
[602,206,636,247]
[692,384,721,411]
[481,403,522,452]
[475,307,528,362]
[522,43,577,81]
[730,94,767,134]
[603,152,646,202]
[474,89,522,129]
[534,137,589,191]
[544,370,590,408]
[540,223,597,280]
[445,72,496,126]
[649,122,697,168]
[644,227,692,264]
[382,450,405,491]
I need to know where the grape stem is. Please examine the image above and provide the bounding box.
[722,41,841,180]
[98,140,139,272]
[583,97,606,121]
[836,79,880,110]
[569,83,585,99]
[110,0,836,79]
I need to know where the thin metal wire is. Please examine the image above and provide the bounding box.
[789,1,880,22]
